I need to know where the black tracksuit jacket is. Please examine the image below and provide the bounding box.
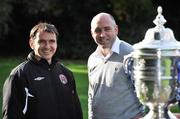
[2,52,83,119]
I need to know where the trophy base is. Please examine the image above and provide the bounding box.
[140,110,177,119]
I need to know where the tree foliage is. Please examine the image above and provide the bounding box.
[112,0,155,44]
[0,0,12,41]
[0,0,179,59]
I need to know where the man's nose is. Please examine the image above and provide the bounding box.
[100,30,105,37]
[44,41,50,47]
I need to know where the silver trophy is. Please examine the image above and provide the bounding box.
[124,6,180,119]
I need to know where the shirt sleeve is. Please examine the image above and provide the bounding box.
[88,64,94,119]
[88,83,94,119]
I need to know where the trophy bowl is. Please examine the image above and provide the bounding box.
[131,50,179,119]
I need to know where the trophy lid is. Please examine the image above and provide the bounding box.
[133,6,180,50]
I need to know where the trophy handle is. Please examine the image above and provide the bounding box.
[123,53,134,85]
[176,59,180,108]
[123,53,133,74]
[161,58,180,119]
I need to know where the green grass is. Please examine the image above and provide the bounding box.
[61,60,88,119]
[0,57,88,119]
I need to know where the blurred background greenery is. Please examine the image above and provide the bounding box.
[0,0,180,59]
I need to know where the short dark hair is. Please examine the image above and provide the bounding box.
[30,22,59,39]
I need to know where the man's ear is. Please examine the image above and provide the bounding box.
[29,38,34,50]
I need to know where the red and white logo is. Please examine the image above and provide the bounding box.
[59,74,68,84]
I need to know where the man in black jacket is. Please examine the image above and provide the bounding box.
[2,22,83,119]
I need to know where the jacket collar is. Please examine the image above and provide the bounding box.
[27,51,58,68]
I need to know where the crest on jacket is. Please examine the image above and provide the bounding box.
[59,74,68,84]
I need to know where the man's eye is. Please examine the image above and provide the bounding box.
[38,40,45,44]
[38,40,42,43]
[95,29,101,33]
[49,40,56,43]
[104,27,111,31]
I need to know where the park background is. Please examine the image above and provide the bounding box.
[0,0,180,118]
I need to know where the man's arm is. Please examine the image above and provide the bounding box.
[2,73,25,119]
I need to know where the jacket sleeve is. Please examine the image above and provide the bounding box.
[71,73,83,119]
[2,72,26,119]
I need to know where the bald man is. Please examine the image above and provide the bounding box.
[88,12,144,119]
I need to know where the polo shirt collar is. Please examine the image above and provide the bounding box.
[111,36,121,54]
